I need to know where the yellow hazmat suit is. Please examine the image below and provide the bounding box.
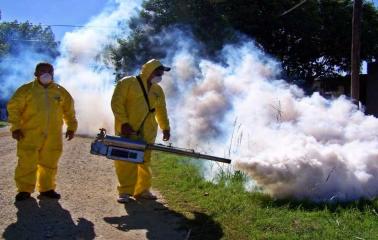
[7,79,77,193]
[111,59,170,196]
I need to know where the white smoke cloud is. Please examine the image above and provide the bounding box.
[160,39,378,202]
[47,0,378,202]
[55,0,143,135]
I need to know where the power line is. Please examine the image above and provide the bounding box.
[8,39,53,42]
[41,24,116,29]
[2,22,116,29]
[1,21,117,29]
[280,0,308,17]
[2,23,118,42]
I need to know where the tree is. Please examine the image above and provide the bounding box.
[111,0,378,92]
[0,21,59,59]
[0,21,59,101]
[110,0,234,80]
[213,0,378,91]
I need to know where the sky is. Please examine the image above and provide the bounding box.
[0,0,111,40]
[1,0,378,41]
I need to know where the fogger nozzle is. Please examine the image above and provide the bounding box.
[90,129,232,164]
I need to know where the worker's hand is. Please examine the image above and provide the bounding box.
[12,129,24,141]
[65,130,75,141]
[163,129,170,141]
[121,123,136,136]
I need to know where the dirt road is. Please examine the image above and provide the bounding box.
[0,127,188,239]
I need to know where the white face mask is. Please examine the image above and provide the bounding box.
[151,76,162,84]
[39,73,53,84]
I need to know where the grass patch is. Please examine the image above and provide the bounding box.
[0,121,8,128]
[151,153,378,240]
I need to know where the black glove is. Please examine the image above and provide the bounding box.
[65,130,75,141]
[163,130,170,141]
[121,123,136,136]
[12,129,24,141]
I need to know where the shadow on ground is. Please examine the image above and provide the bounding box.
[3,197,95,239]
[104,199,223,240]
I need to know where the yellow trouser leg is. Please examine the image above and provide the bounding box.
[114,160,138,195]
[134,150,152,196]
[15,148,39,193]
[36,149,61,192]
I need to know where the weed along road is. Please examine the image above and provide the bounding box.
[0,127,187,239]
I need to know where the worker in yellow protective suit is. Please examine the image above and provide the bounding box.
[111,59,171,203]
[7,62,78,202]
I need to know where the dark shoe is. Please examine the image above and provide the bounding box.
[136,191,157,200]
[15,192,31,201]
[117,193,131,203]
[39,190,61,199]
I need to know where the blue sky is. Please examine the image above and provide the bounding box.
[0,0,111,40]
[1,0,378,42]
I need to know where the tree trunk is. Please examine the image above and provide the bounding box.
[351,0,362,102]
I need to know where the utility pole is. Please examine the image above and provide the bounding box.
[351,0,362,102]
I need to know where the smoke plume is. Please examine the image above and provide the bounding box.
[54,0,142,134]
[52,1,378,202]
[4,0,378,202]
[158,35,378,202]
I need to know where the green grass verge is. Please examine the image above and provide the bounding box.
[151,153,378,240]
[0,121,8,128]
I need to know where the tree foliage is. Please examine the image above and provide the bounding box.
[213,0,378,90]
[0,21,59,101]
[0,21,59,59]
[111,0,378,91]
[111,0,234,79]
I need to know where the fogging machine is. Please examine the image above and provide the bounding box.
[90,128,231,164]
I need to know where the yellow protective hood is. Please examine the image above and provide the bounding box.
[139,59,170,84]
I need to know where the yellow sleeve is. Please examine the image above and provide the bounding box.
[155,87,170,131]
[62,88,78,132]
[111,80,129,124]
[7,85,28,132]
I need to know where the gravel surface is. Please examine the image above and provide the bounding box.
[0,127,187,240]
